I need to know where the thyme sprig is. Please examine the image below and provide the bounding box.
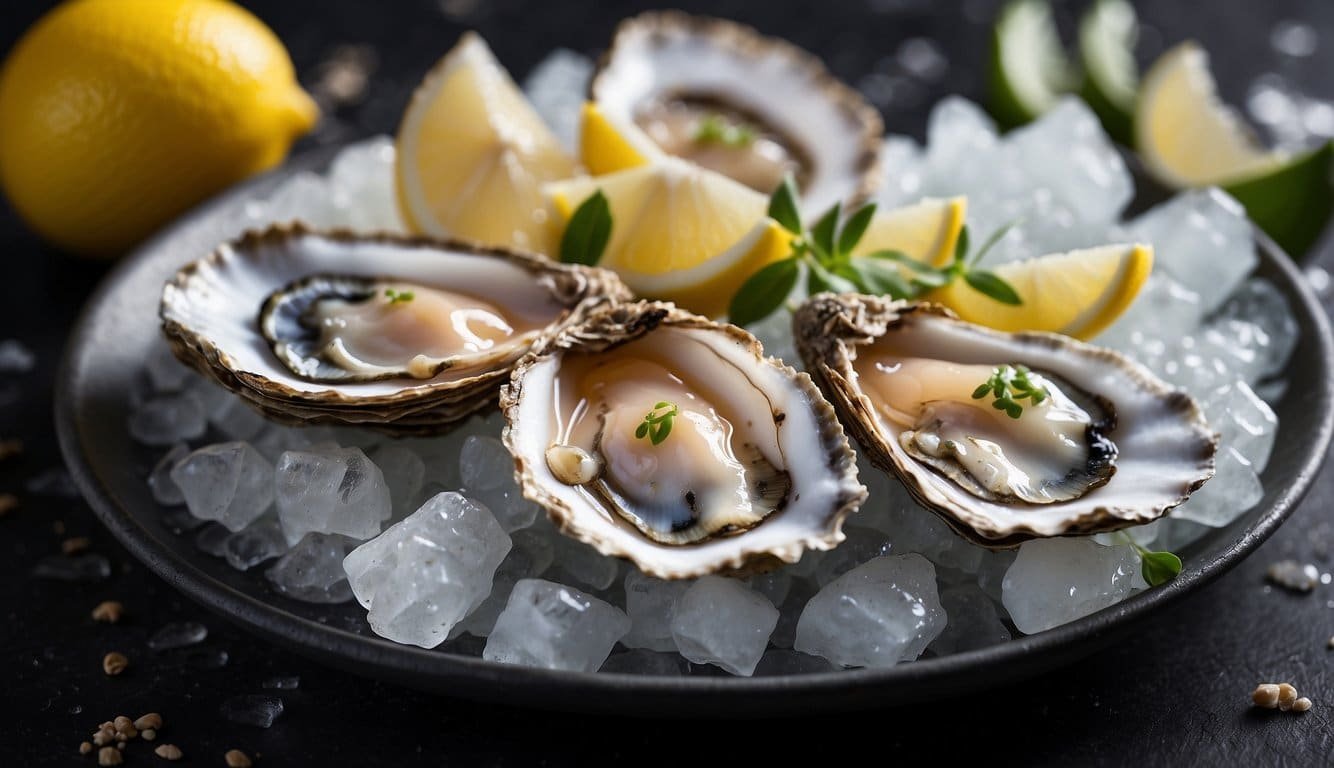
[634,401,678,446]
[693,114,757,148]
[971,364,1049,419]
[727,175,1024,326]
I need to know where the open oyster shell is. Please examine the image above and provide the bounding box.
[794,294,1217,547]
[161,224,631,432]
[501,301,866,578]
[591,11,883,214]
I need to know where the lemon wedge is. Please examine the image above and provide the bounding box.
[930,243,1153,340]
[1136,42,1284,188]
[395,33,574,254]
[546,158,792,317]
[579,102,661,176]
[853,197,968,267]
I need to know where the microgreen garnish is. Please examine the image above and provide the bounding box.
[693,114,757,148]
[971,364,1049,419]
[1115,532,1183,587]
[559,189,612,266]
[727,175,1025,326]
[384,288,414,304]
[634,401,678,445]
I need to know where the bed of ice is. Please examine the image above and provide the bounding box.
[128,53,1297,678]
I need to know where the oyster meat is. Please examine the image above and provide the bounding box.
[794,295,1216,546]
[591,12,883,214]
[161,224,631,432]
[502,301,866,578]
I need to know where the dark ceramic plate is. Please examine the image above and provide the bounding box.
[56,145,1334,717]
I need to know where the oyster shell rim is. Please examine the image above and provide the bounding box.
[589,10,885,209]
[160,222,633,431]
[500,300,868,579]
[794,293,1219,548]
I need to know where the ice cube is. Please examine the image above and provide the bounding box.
[459,435,538,531]
[622,570,692,652]
[1001,538,1137,634]
[795,554,945,668]
[671,576,779,676]
[265,533,355,604]
[453,530,555,638]
[223,516,290,571]
[1170,446,1263,528]
[343,492,511,648]
[170,442,275,532]
[483,579,629,672]
[1215,278,1299,380]
[143,343,189,391]
[874,135,924,209]
[1203,379,1278,470]
[522,49,594,153]
[547,528,619,592]
[261,171,343,228]
[275,446,391,545]
[748,569,793,607]
[1095,274,1206,354]
[924,97,998,172]
[129,391,207,446]
[148,443,190,506]
[813,526,892,586]
[210,395,268,441]
[326,137,406,233]
[369,442,426,521]
[930,584,1011,655]
[194,523,232,556]
[1127,189,1257,313]
[770,576,818,649]
[975,548,1017,602]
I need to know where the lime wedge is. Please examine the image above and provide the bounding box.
[1224,141,1333,256]
[1078,0,1138,144]
[987,0,1076,129]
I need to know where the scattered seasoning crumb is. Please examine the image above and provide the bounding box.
[102,652,128,676]
[154,743,183,760]
[1253,683,1281,708]
[79,741,93,755]
[1266,559,1321,592]
[112,715,137,740]
[62,536,91,555]
[224,748,253,767]
[91,601,124,624]
[1293,697,1313,713]
[92,724,116,746]
[0,438,23,462]
[1277,682,1299,711]
[141,728,157,741]
[134,713,162,731]
[0,493,18,516]
[97,745,122,766]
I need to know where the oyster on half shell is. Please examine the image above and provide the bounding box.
[794,294,1217,547]
[501,301,866,579]
[161,224,631,432]
[591,11,883,214]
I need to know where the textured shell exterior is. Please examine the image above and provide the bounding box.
[794,294,1219,548]
[500,301,867,579]
[160,223,632,432]
[590,11,883,215]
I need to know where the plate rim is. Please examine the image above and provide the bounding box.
[55,142,1334,717]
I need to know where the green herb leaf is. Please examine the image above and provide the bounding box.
[384,288,415,304]
[1139,550,1183,586]
[806,257,858,295]
[652,418,673,444]
[952,225,971,267]
[810,203,841,259]
[860,249,950,288]
[972,383,993,399]
[635,422,649,439]
[967,217,1021,267]
[728,257,800,327]
[964,270,1023,305]
[636,402,679,446]
[693,114,756,147]
[559,190,613,266]
[836,203,877,257]
[767,175,803,235]
[847,258,913,299]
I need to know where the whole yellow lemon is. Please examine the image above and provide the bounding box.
[0,0,319,257]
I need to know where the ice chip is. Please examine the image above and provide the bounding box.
[210,395,268,441]
[265,533,355,604]
[522,49,594,153]
[370,442,426,521]
[276,446,391,545]
[343,492,511,648]
[1127,188,1257,313]
[795,554,945,668]
[170,442,275,532]
[129,391,207,446]
[148,443,189,506]
[1001,538,1137,634]
[1170,446,1263,527]
[223,516,290,571]
[484,579,629,672]
[671,576,778,676]
[622,570,691,652]
[1204,379,1278,470]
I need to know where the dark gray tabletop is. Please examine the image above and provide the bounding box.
[3,0,1333,764]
